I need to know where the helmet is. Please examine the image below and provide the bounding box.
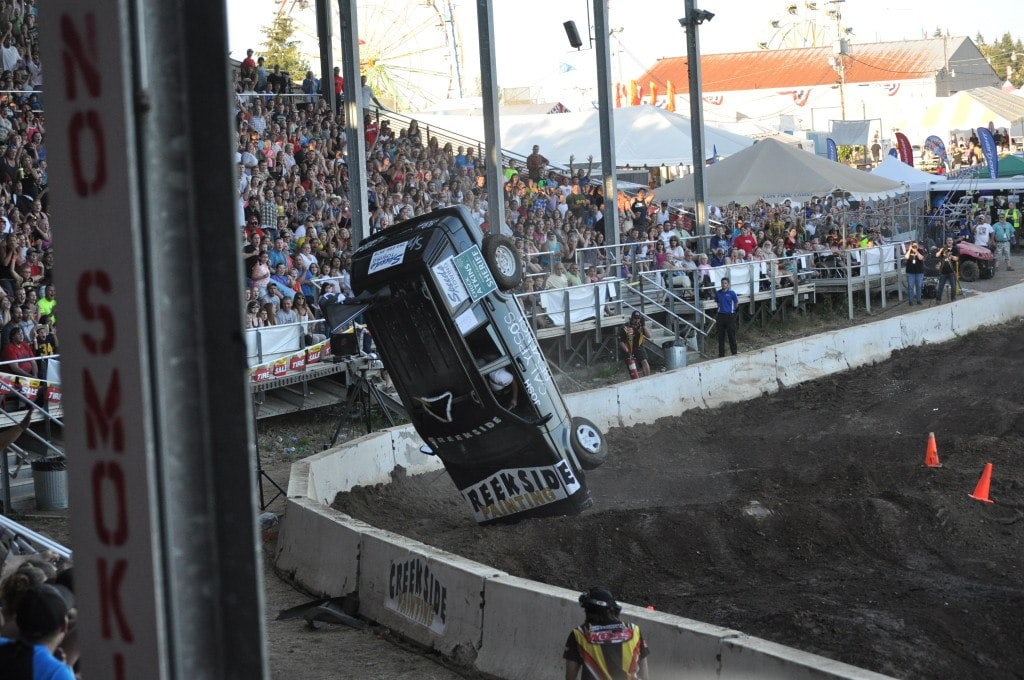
[578,587,621,615]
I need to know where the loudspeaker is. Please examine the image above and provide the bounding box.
[563,21,583,49]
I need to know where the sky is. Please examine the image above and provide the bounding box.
[225,0,1019,108]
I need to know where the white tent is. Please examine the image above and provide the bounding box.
[870,155,948,192]
[410,105,753,167]
[656,138,906,204]
[916,87,1024,138]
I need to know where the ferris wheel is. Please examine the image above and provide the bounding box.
[757,1,849,50]
[278,0,464,112]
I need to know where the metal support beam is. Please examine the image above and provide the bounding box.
[593,0,619,245]
[315,0,336,113]
[683,0,710,240]
[43,0,268,677]
[475,0,506,235]
[337,0,369,243]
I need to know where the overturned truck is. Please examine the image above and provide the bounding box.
[347,206,607,524]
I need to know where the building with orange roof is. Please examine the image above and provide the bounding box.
[634,37,998,143]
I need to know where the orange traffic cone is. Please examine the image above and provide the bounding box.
[924,432,941,468]
[968,463,995,504]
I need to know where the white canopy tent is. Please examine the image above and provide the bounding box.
[410,105,754,167]
[915,87,1024,139]
[870,155,948,192]
[656,138,906,204]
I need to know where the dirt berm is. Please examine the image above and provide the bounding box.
[336,322,1024,680]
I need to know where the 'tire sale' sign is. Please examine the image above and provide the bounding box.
[41,7,166,678]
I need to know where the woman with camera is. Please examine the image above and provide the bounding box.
[904,241,926,305]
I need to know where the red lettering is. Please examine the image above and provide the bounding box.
[69,110,107,195]
[97,558,133,642]
[60,13,100,100]
[91,461,128,545]
[77,270,115,354]
[83,369,123,451]
[114,653,126,680]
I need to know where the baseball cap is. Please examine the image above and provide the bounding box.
[16,583,73,641]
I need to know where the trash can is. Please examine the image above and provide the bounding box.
[32,457,68,510]
[662,341,688,370]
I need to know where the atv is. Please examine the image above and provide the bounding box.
[924,240,994,282]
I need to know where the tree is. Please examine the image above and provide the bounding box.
[977,32,1024,87]
[260,14,310,81]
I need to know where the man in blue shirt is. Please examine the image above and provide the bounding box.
[992,211,1015,272]
[714,277,739,357]
[0,583,75,679]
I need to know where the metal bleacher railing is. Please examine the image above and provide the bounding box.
[0,355,64,515]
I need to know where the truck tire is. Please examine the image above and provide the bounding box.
[570,416,608,470]
[959,260,979,282]
[483,233,523,291]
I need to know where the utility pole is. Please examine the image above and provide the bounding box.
[680,0,714,240]
[828,0,848,120]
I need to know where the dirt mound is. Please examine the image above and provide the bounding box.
[335,323,1024,679]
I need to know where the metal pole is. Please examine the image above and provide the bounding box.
[475,0,507,235]
[43,0,268,677]
[593,0,619,246]
[683,0,709,240]
[338,0,369,243]
[443,0,464,99]
[315,0,336,113]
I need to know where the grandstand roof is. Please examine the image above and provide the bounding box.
[638,37,984,94]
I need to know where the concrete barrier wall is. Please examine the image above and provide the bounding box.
[306,425,444,504]
[900,305,955,347]
[700,345,779,409]
[838,317,904,367]
[358,530,501,656]
[274,496,365,597]
[277,285,1024,680]
[775,330,848,387]
[565,386,620,431]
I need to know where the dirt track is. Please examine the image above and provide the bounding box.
[335,321,1024,680]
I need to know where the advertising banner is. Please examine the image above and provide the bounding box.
[924,135,948,164]
[976,127,999,179]
[895,132,914,167]
[826,138,838,162]
[248,339,330,384]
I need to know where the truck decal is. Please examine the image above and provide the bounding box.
[432,256,470,309]
[459,460,581,522]
[368,241,409,274]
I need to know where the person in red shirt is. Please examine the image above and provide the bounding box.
[364,113,379,148]
[2,326,36,378]
[732,221,758,259]
[333,66,344,97]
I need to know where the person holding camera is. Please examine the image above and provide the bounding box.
[619,311,651,377]
[904,241,926,305]
[935,236,959,303]
[714,277,740,357]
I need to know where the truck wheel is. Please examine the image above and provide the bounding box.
[483,233,523,291]
[570,417,607,470]
[959,260,979,282]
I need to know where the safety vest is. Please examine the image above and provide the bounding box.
[572,623,644,680]
[1007,207,1021,230]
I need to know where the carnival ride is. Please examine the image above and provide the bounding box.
[757,1,851,51]
[275,0,464,112]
